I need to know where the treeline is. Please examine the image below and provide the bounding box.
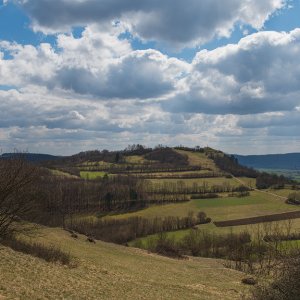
[211,154,259,178]
[145,180,251,195]
[256,172,291,189]
[69,212,211,244]
[138,229,253,263]
[214,211,300,227]
[34,174,151,227]
[138,221,299,276]
[78,164,202,174]
[138,171,222,180]
[144,148,188,166]
[174,146,223,155]
[211,153,293,189]
[46,145,188,167]
[30,173,204,227]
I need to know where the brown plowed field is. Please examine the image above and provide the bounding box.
[214,210,300,227]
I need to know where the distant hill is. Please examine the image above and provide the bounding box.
[234,153,300,170]
[0,153,61,162]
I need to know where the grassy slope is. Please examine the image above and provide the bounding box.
[175,150,219,172]
[108,190,299,222]
[0,227,247,300]
[49,169,79,179]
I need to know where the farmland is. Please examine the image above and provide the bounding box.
[258,168,300,182]
[80,171,107,179]
[49,147,300,238]
[2,146,300,300]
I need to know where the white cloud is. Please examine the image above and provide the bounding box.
[0,27,188,99]
[1,13,300,154]
[164,29,300,114]
[12,0,287,47]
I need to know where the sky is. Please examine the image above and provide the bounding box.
[0,0,300,155]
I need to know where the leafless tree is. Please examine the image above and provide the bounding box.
[0,156,39,238]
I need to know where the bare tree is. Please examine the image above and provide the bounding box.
[0,156,39,238]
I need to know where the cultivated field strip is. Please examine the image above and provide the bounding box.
[214,210,300,227]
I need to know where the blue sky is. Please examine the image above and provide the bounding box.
[0,0,300,154]
[1,0,300,60]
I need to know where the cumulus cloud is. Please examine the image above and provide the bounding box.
[0,85,246,154]
[237,111,300,129]
[1,3,300,154]
[0,27,188,99]
[164,29,300,114]
[54,50,185,99]
[12,0,286,47]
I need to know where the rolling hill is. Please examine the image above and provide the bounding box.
[234,153,300,170]
[0,153,61,162]
[0,227,247,300]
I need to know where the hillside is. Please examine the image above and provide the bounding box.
[1,146,299,300]
[0,153,61,162]
[234,153,300,170]
[0,227,247,300]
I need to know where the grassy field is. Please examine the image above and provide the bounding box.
[0,226,248,300]
[107,191,299,222]
[49,169,79,179]
[258,168,300,182]
[148,176,246,187]
[102,189,300,245]
[124,155,150,164]
[80,171,107,179]
[175,150,220,172]
[266,188,295,197]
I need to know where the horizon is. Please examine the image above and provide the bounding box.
[0,0,300,154]
[1,146,300,157]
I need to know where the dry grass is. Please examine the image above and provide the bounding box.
[175,150,220,172]
[0,226,247,300]
[124,155,149,164]
[148,176,244,187]
[49,169,79,179]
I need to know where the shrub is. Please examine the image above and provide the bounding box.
[286,192,300,205]
[69,212,209,244]
[251,251,300,300]
[1,236,74,266]
[242,277,257,285]
[190,193,219,199]
[153,232,183,259]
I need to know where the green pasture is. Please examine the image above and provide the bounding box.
[80,171,107,179]
[105,190,299,222]
[103,189,300,245]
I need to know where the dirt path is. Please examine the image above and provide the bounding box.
[232,175,288,201]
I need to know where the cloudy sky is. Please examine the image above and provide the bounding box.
[0,0,300,155]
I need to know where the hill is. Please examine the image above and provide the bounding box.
[0,227,247,300]
[1,145,298,300]
[234,153,300,170]
[0,153,61,162]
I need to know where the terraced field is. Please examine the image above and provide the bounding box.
[2,148,299,299]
